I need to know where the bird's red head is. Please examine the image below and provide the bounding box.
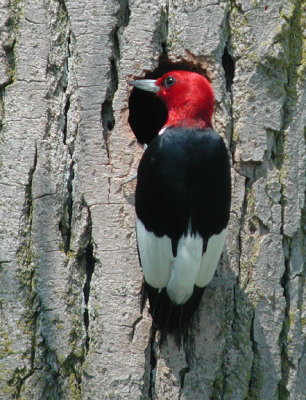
[129,70,214,129]
[155,71,214,129]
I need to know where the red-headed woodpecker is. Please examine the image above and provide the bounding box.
[129,71,231,343]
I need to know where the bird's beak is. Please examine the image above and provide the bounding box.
[128,79,159,93]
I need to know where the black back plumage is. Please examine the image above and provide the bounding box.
[136,127,231,343]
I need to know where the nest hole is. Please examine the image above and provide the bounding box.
[128,56,208,144]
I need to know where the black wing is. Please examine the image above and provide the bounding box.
[136,127,231,256]
[136,127,231,344]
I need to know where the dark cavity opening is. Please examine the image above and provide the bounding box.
[101,99,115,140]
[222,46,235,92]
[128,56,209,144]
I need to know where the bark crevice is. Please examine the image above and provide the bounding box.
[247,310,262,398]
[222,46,235,93]
[148,329,158,399]
[101,0,130,158]
[82,206,96,353]
[13,146,39,398]
[278,237,291,399]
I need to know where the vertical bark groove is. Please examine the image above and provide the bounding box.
[148,330,158,399]
[101,0,130,158]
[13,147,39,398]
[82,207,96,353]
[278,237,291,399]
[222,46,235,93]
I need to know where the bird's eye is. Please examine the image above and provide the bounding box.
[164,76,176,88]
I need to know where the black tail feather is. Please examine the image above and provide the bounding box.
[144,282,205,347]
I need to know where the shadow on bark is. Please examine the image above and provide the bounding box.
[143,259,272,400]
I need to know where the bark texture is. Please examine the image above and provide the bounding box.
[0,0,304,399]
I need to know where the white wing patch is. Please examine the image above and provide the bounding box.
[136,217,227,305]
[195,228,227,288]
[136,218,174,288]
[167,233,202,304]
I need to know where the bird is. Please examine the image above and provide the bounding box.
[129,70,231,345]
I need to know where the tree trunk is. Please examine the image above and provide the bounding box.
[0,0,304,399]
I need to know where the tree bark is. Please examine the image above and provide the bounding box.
[0,0,304,399]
